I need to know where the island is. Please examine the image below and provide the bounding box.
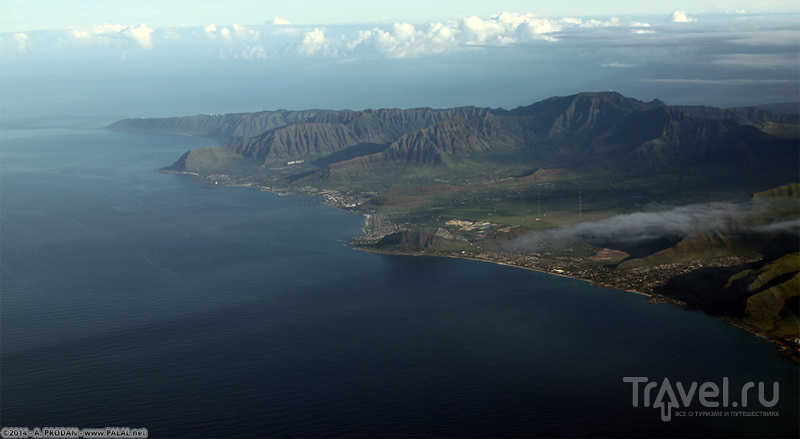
[108,92,800,362]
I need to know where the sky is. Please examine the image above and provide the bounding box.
[2,1,799,32]
[1,1,798,126]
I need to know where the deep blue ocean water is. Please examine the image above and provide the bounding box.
[1,122,798,438]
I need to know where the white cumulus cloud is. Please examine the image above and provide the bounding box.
[560,17,583,25]
[273,17,291,25]
[460,12,561,45]
[122,23,154,48]
[299,28,329,56]
[670,10,697,23]
[426,22,458,51]
[232,24,259,40]
[300,12,562,58]
[581,17,621,27]
[217,27,232,44]
[70,23,124,40]
[69,23,154,48]
[203,23,258,45]
[461,15,509,44]
[214,24,260,44]
[13,33,28,53]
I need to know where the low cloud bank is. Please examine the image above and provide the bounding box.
[511,200,798,252]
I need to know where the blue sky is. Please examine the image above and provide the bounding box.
[1,1,798,125]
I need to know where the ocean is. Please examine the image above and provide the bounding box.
[1,118,798,438]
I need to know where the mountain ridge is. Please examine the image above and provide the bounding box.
[106,90,799,194]
[109,91,796,184]
[107,109,331,140]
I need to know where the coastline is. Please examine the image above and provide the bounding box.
[354,243,651,297]
[355,244,800,364]
[168,172,800,364]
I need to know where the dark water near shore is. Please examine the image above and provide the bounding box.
[1,124,798,438]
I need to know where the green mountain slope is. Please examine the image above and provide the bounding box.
[224,106,491,165]
[313,113,527,181]
[291,93,795,185]
[635,184,799,344]
[730,252,799,339]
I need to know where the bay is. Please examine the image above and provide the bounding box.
[1,124,797,438]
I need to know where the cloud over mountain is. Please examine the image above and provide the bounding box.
[511,199,798,252]
[512,202,750,251]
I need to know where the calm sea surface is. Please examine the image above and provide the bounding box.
[1,122,798,438]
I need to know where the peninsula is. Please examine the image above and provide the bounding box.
[108,92,800,361]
